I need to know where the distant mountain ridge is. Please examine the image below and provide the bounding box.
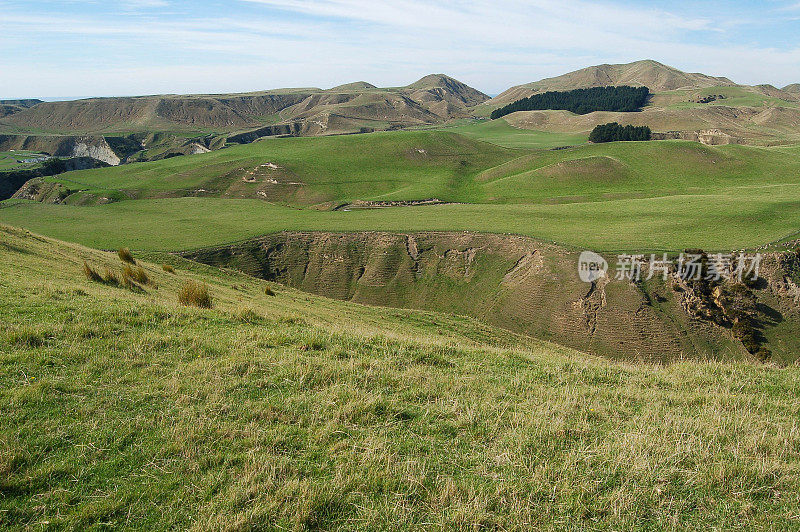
[0,76,489,136]
[0,99,45,119]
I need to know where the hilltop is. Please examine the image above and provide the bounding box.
[0,99,43,119]
[489,60,739,107]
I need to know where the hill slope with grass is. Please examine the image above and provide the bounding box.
[8,131,518,207]
[184,230,800,365]
[502,103,800,144]
[3,224,800,529]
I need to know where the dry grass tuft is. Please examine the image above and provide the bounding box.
[118,248,136,264]
[162,264,176,274]
[82,262,103,283]
[102,268,119,285]
[123,265,150,285]
[234,307,262,324]
[178,281,213,309]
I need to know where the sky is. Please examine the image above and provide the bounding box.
[2,0,800,99]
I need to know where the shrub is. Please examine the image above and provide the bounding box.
[162,264,176,274]
[82,262,103,283]
[178,281,213,309]
[264,285,276,296]
[118,248,136,264]
[755,347,773,361]
[120,272,141,291]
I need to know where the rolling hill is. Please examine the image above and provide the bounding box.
[0,75,488,136]
[477,61,800,146]
[487,60,739,107]
[500,104,800,145]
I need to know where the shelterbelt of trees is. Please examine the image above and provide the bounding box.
[490,86,650,119]
[589,122,652,143]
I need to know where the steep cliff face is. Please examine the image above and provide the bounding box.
[60,138,121,165]
[185,232,798,363]
[0,135,121,165]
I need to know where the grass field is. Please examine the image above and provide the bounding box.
[35,131,517,206]
[3,225,800,529]
[2,132,800,252]
[442,119,588,149]
[651,85,799,110]
[2,184,798,252]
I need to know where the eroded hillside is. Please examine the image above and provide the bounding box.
[184,231,800,364]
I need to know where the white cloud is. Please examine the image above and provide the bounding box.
[1,0,799,97]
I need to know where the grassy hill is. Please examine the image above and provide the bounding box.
[477,60,799,146]
[485,60,739,109]
[3,224,800,529]
[185,231,800,364]
[3,131,800,252]
[13,131,517,207]
[441,118,589,149]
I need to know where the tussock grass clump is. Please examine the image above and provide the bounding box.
[82,262,103,283]
[264,285,276,296]
[118,248,136,264]
[123,265,150,285]
[162,264,176,274]
[120,274,142,292]
[178,280,213,309]
[102,268,119,285]
[5,326,47,348]
[234,307,262,324]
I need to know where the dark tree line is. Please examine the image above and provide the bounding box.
[490,86,650,119]
[588,122,652,143]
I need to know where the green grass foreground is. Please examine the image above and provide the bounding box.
[2,226,800,529]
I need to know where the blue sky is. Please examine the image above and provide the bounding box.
[2,0,800,99]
